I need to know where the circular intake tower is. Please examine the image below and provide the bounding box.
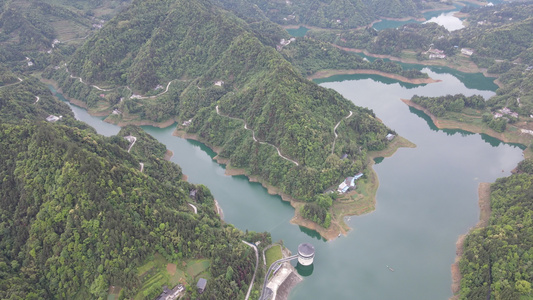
[297,243,315,266]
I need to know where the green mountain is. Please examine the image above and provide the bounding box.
[0,0,132,72]
[214,0,444,29]
[46,0,394,215]
[0,80,267,299]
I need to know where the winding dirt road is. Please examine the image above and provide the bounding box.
[216,106,299,166]
[332,110,353,154]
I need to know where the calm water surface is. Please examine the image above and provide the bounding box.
[373,4,464,31]
[50,66,524,299]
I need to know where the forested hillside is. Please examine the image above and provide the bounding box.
[43,0,396,228]
[214,0,445,29]
[280,37,429,78]
[0,81,266,299]
[307,22,450,57]
[0,0,130,71]
[458,161,533,300]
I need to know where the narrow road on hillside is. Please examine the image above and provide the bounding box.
[188,203,197,214]
[67,68,115,92]
[124,136,137,152]
[242,240,259,300]
[216,106,299,166]
[331,110,353,154]
[130,80,175,99]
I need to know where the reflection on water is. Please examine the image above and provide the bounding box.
[481,134,526,150]
[424,11,465,31]
[298,226,326,242]
[315,60,498,92]
[314,73,419,89]
[407,106,526,149]
[442,128,476,137]
[373,4,463,31]
[296,263,314,277]
[186,138,218,159]
[373,157,385,164]
[408,106,439,131]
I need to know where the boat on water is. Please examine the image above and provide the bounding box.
[386,265,394,272]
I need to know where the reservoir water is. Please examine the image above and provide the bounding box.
[372,4,465,31]
[50,66,525,299]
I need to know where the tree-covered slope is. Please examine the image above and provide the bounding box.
[0,0,132,72]
[459,162,533,300]
[214,0,444,29]
[47,0,394,205]
[0,82,264,299]
[179,33,391,201]
[66,0,264,93]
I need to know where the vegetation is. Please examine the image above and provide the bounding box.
[307,2,533,119]
[280,37,428,78]
[410,94,486,117]
[40,0,398,223]
[214,0,447,30]
[0,79,270,299]
[458,160,533,300]
[0,0,128,72]
[265,245,283,270]
[410,93,515,133]
[307,22,450,57]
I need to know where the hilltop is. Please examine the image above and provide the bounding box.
[42,0,402,231]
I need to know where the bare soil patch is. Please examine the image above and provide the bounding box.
[166,263,177,276]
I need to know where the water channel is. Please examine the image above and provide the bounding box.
[50,64,525,299]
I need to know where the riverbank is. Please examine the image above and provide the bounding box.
[105,115,177,129]
[281,1,457,32]
[40,76,178,128]
[450,182,492,299]
[401,99,533,158]
[175,128,415,240]
[164,149,173,161]
[307,69,440,85]
[331,45,487,75]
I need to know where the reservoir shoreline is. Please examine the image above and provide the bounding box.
[307,69,440,85]
[174,128,415,240]
[450,182,492,299]
[400,99,532,157]
[327,45,505,86]
[41,64,527,299]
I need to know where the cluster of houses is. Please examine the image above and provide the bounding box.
[277,38,296,51]
[46,115,62,122]
[424,46,446,59]
[154,278,207,299]
[423,45,475,60]
[337,172,363,194]
[283,13,296,21]
[155,284,184,300]
[494,107,519,119]
[182,119,192,127]
[460,48,474,56]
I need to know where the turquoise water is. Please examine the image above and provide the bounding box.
[49,66,525,299]
[373,4,464,31]
[287,26,309,37]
